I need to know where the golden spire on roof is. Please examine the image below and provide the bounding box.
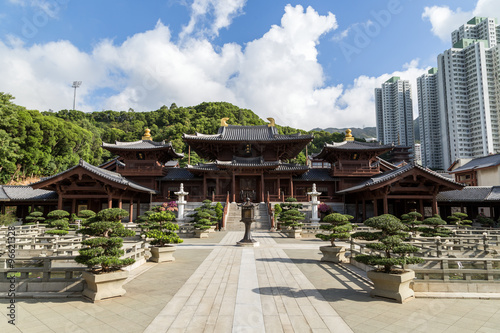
[267,117,275,127]
[345,129,354,141]
[142,128,152,141]
[221,117,229,127]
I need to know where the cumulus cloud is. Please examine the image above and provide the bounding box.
[180,0,246,39]
[422,0,500,42]
[0,3,428,130]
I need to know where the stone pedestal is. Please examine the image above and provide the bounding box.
[307,183,321,226]
[175,183,189,224]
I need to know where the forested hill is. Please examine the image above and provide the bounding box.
[0,92,359,184]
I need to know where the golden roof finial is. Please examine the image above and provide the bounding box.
[345,129,354,141]
[221,117,229,127]
[267,117,275,127]
[142,128,152,141]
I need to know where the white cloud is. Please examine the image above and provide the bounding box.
[180,0,246,39]
[0,4,428,130]
[422,0,500,42]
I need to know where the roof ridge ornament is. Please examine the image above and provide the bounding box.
[267,117,275,127]
[221,117,229,127]
[345,129,354,141]
[142,128,152,141]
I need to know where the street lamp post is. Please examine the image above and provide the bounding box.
[72,81,82,111]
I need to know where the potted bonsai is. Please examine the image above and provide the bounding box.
[351,214,424,303]
[190,200,217,238]
[45,209,70,235]
[139,210,183,262]
[75,208,135,301]
[278,199,305,238]
[315,213,354,263]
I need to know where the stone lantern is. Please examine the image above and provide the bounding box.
[308,183,321,226]
[237,198,259,247]
[175,183,189,224]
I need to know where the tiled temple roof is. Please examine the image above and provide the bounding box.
[183,125,313,142]
[0,185,57,201]
[450,153,500,173]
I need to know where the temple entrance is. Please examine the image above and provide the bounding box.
[237,177,260,202]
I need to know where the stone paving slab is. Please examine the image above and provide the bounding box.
[2,231,500,332]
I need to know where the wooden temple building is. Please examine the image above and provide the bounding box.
[4,119,467,221]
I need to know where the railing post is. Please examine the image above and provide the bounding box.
[435,236,442,258]
[483,232,489,251]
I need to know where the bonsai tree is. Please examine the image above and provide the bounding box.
[400,211,422,232]
[214,202,223,230]
[77,210,96,222]
[316,213,354,246]
[278,208,305,230]
[351,214,424,273]
[476,214,495,227]
[75,208,135,273]
[190,200,217,230]
[139,210,183,246]
[45,209,70,235]
[274,204,282,217]
[24,211,45,224]
[281,197,303,211]
[419,214,451,237]
[447,212,472,228]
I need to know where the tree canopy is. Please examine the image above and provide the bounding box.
[0,93,355,184]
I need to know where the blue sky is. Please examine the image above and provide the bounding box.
[0,0,498,130]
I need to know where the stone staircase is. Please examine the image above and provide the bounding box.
[225,203,270,231]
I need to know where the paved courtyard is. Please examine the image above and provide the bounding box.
[1,231,500,332]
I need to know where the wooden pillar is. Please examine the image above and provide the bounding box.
[118,198,123,209]
[432,196,438,216]
[232,172,236,202]
[373,198,378,216]
[419,199,424,217]
[260,172,264,203]
[108,195,113,209]
[203,174,207,199]
[362,199,366,221]
[383,195,388,214]
[71,199,76,215]
[58,193,63,210]
[129,199,134,223]
[289,176,293,198]
[355,199,359,222]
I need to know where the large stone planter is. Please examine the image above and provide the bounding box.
[366,270,415,303]
[319,246,347,263]
[150,246,176,263]
[82,270,129,302]
[194,229,210,238]
[287,229,302,238]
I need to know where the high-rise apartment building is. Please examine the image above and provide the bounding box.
[417,68,443,169]
[375,77,414,147]
[437,17,500,169]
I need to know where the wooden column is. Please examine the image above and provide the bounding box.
[108,196,113,209]
[383,195,388,214]
[203,174,207,199]
[58,193,63,210]
[432,196,438,216]
[118,198,123,209]
[355,199,359,222]
[419,199,424,217]
[289,176,293,198]
[71,199,76,215]
[260,172,264,203]
[129,199,134,223]
[232,172,236,202]
[362,199,366,221]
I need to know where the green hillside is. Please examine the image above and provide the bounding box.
[0,93,357,184]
